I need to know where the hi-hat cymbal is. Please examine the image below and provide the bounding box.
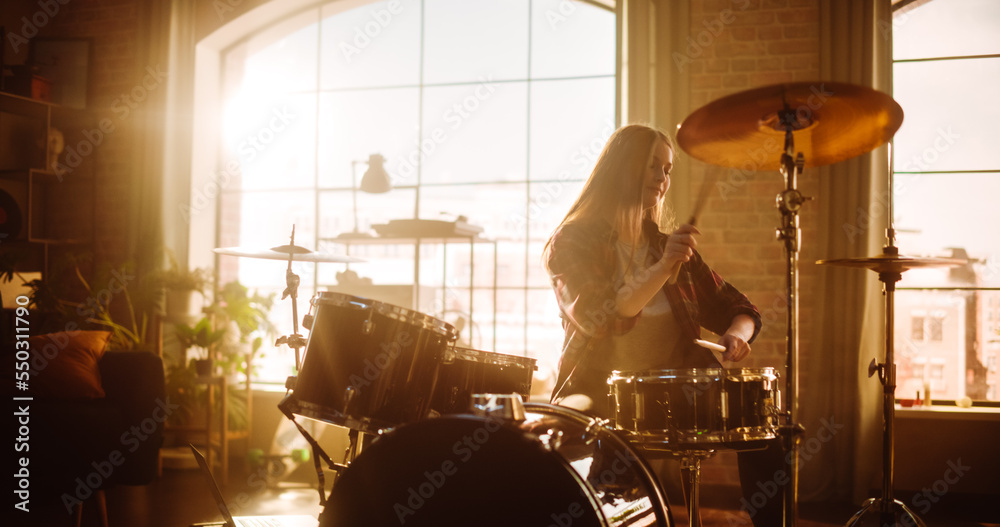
[816,254,965,274]
[677,81,904,170]
[214,246,364,263]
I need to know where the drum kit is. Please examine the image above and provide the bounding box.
[213,81,959,527]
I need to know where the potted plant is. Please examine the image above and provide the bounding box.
[152,252,210,320]
[174,316,227,376]
[210,281,276,382]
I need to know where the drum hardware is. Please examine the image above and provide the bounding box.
[677,450,715,527]
[213,226,363,372]
[470,393,526,421]
[818,148,963,527]
[676,81,905,526]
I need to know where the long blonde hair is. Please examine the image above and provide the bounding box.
[547,124,673,253]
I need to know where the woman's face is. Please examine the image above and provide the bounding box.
[642,140,674,210]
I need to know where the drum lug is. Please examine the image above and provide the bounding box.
[302,313,314,330]
[343,385,358,414]
[583,418,609,444]
[442,345,456,364]
[362,318,375,335]
[633,392,645,422]
[538,429,563,452]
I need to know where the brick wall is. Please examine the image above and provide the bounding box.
[0,0,146,268]
[683,0,822,490]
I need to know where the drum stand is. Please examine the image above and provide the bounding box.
[274,227,308,374]
[677,450,715,527]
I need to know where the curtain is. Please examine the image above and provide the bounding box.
[801,0,894,504]
[128,0,173,280]
[161,0,198,268]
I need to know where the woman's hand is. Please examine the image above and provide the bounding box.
[718,314,755,362]
[718,333,751,362]
[661,223,700,272]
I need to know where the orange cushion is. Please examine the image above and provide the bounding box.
[26,331,111,399]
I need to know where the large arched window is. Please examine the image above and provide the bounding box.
[210,0,616,383]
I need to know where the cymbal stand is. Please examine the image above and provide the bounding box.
[274,226,308,372]
[846,150,927,527]
[775,107,809,527]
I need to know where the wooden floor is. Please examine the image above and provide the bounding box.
[25,463,997,527]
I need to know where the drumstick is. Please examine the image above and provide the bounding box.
[667,174,715,284]
[694,338,726,354]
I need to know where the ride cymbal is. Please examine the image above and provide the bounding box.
[677,81,904,170]
[214,246,364,263]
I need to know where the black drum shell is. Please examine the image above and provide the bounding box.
[288,293,455,433]
[429,348,536,415]
[609,368,778,449]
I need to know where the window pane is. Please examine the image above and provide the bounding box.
[494,288,527,356]
[223,94,317,190]
[420,83,528,184]
[531,0,616,79]
[527,287,565,384]
[423,0,530,83]
[526,180,587,287]
[320,0,421,89]
[893,0,1000,61]
[530,78,616,181]
[234,190,317,289]
[895,289,999,401]
[893,58,1000,173]
[232,10,319,96]
[894,173,1000,288]
[317,88,421,188]
[418,183,526,239]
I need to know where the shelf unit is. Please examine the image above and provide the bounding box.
[0,91,95,274]
[322,233,499,351]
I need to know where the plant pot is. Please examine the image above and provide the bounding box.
[193,358,214,378]
[165,289,201,320]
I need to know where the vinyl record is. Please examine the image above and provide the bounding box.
[0,189,23,240]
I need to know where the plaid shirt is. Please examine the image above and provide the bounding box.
[545,219,762,403]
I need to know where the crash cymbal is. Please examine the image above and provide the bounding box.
[816,254,965,274]
[677,81,904,170]
[214,246,364,263]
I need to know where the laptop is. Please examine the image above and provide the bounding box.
[189,444,317,527]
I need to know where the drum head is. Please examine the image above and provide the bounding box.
[322,415,606,527]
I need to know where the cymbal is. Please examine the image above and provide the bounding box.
[676,81,904,170]
[214,246,364,263]
[816,254,966,274]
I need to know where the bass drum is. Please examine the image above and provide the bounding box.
[321,403,673,527]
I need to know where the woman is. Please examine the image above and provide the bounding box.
[543,124,780,525]
[544,124,758,410]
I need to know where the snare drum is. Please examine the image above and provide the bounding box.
[608,368,778,449]
[430,347,536,415]
[282,292,457,434]
[322,403,673,526]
